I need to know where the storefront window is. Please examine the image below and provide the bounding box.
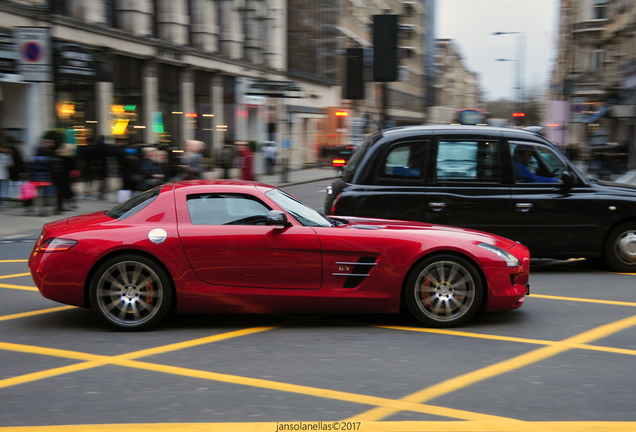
[55,81,96,145]
[194,70,214,155]
[158,63,182,147]
[113,55,143,144]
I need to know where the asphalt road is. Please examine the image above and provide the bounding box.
[1,180,636,432]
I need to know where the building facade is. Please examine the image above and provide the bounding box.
[0,0,342,169]
[0,0,434,170]
[428,38,483,124]
[549,0,636,167]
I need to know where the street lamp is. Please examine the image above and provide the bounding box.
[492,32,525,124]
[495,58,515,120]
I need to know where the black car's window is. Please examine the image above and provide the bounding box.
[436,140,499,182]
[342,133,381,180]
[378,142,426,180]
[510,142,564,184]
[105,187,160,220]
[187,194,271,225]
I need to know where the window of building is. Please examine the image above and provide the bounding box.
[589,45,605,70]
[593,0,608,20]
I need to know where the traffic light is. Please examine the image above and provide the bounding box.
[346,48,365,100]
[373,15,398,82]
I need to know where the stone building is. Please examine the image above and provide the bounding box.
[428,38,483,124]
[0,0,433,170]
[549,0,636,167]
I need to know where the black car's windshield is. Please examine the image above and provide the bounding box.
[105,187,160,220]
[266,189,333,227]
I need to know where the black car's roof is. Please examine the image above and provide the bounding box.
[379,124,546,141]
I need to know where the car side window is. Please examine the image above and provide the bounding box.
[187,194,271,225]
[378,142,426,180]
[510,142,563,184]
[436,140,499,182]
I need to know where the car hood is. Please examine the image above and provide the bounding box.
[340,216,520,249]
[593,179,636,195]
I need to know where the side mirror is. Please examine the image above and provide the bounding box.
[266,210,291,228]
[561,170,577,187]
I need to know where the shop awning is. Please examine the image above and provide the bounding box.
[585,106,611,123]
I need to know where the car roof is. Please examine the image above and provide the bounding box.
[379,124,547,141]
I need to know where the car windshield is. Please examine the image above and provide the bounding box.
[266,189,333,227]
[105,187,160,220]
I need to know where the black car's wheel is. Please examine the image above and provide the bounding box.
[604,223,636,273]
[89,255,172,331]
[405,255,483,327]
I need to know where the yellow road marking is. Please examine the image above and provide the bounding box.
[0,259,28,263]
[3,421,636,432]
[0,273,31,279]
[0,306,75,322]
[376,325,636,356]
[0,283,37,291]
[0,334,509,422]
[351,314,636,421]
[531,293,636,307]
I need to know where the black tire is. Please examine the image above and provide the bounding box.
[405,254,483,327]
[604,223,636,273]
[89,254,173,331]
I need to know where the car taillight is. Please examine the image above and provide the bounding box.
[330,194,341,215]
[332,158,346,167]
[36,238,78,253]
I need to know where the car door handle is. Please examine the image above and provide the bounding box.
[516,203,533,212]
[429,202,446,211]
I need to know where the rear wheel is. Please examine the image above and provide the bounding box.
[405,255,483,327]
[89,254,172,331]
[604,223,636,273]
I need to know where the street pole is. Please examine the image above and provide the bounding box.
[493,32,525,125]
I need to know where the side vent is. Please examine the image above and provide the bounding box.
[333,257,377,288]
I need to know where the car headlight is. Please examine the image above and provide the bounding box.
[478,243,520,267]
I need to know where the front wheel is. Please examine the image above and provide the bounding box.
[89,255,173,331]
[405,255,483,327]
[604,223,636,273]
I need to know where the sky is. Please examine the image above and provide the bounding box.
[436,0,560,102]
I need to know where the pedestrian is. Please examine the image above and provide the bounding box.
[0,143,11,208]
[31,131,60,215]
[115,138,141,201]
[178,140,204,180]
[56,142,78,211]
[3,138,26,205]
[237,141,254,181]
[93,135,109,200]
[219,141,234,179]
[139,147,167,190]
[263,141,278,175]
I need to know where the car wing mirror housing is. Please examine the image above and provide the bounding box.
[266,210,292,228]
[562,170,577,187]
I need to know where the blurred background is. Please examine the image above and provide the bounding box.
[0,0,633,181]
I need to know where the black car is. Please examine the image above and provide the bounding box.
[324,125,636,272]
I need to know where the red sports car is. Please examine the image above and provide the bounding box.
[29,180,530,330]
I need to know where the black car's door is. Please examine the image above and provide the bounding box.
[508,141,603,256]
[422,138,512,236]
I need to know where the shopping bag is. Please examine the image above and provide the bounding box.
[19,182,37,201]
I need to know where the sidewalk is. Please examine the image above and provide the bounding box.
[0,166,338,240]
